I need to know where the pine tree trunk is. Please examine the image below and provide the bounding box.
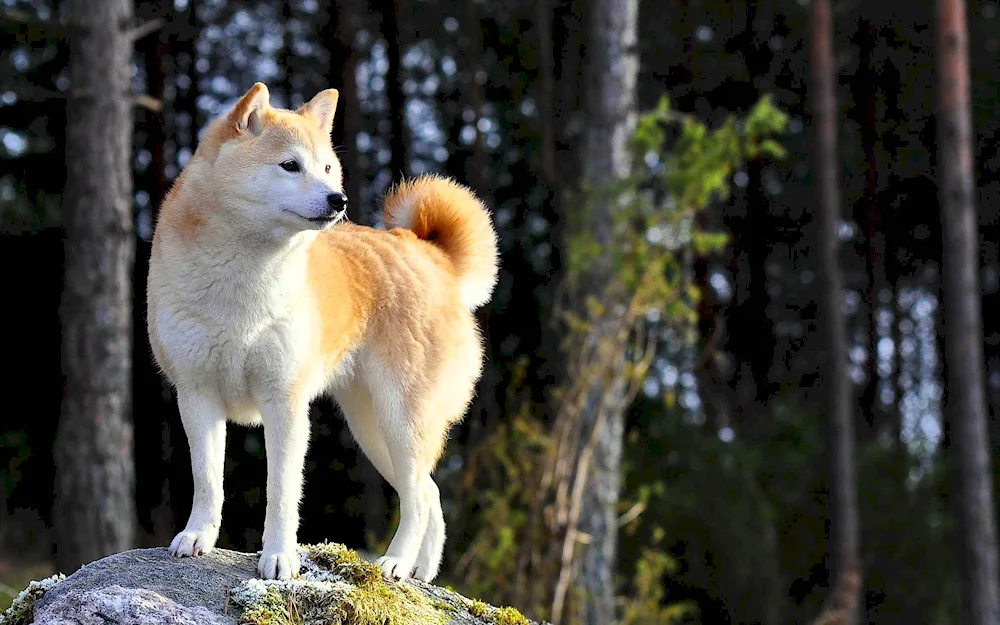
[53,0,136,573]
[134,0,171,546]
[857,18,886,440]
[935,1,1000,623]
[809,1,863,623]
[575,1,638,623]
[325,0,364,225]
[379,0,406,184]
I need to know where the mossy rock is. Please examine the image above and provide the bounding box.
[5,546,543,625]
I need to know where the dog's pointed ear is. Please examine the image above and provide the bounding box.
[297,89,339,135]
[229,83,270,136]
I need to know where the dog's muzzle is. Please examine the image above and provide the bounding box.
[326,192,348,216]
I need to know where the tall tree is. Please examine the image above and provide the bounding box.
[324,0,364,224]
[53,0,136,571]
[935,0,1000,623]
[854,17,887,439]
[321,0,384,533]
[560,0,639,623]
[809,1,863,623]
[379,0,406,184]
[133,0,171,547]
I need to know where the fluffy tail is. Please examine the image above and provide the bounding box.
[383,175,499,309]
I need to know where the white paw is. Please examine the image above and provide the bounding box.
[258,547,301,580]
[169,527,219,557]
[412,561,439,583]
[377,555,415,580]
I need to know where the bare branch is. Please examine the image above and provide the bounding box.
[617,500,646,528]
[134,94,163,112]
[128,18,164,42]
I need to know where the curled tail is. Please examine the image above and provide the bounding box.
[383,175,499,309]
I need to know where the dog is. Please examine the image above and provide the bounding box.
[146,82,498,582]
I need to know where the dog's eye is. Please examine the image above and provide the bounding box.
[325,164,331,174]
[279,160,301,173]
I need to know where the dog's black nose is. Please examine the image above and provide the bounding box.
[327,192,348,213]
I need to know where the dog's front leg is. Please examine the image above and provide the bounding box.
[170,391,227,557]
[257,393,310,580]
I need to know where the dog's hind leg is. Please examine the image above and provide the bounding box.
[335,383,396,487]
[170,391,227,558]
[337,381,429,579]
[365,383,430,579]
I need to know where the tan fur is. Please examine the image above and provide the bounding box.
[147,83,499,581]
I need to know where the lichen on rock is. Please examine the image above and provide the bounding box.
[0,574,65,625]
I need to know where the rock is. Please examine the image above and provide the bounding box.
[0,545,544,625]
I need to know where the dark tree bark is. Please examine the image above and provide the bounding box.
[855,18,886,440]
[809,1,863,623]
[323,0,364,224]
[461,0,487,193]
[278,0,294,108]
[570,1,638,623]
[175,0,201,158]
[53,0,137,572]
[320,0,384,535]
[133,0,172,547]
[379,0,406,184]
[720,2,777,425]
[935,1,1000,623]
[536,0,557,198]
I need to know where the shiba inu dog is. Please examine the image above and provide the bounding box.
[146,83,498,581]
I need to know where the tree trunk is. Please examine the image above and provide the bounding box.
[53,0,136,573]
[461,0,487,193]
[379,0,406,184]
[134,0,172,547]
[322,0,384,532]
[572,1,638,624]
[278,0,294,109]
[809,1,863,624]
[324,0,364,225]
[536,0,557,197]
[856,18,886,440]
[935,1,1000,623]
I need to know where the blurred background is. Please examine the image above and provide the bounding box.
[1,0,999,623]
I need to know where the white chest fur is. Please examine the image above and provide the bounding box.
[149,234,315,421]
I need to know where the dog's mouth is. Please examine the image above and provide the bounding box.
[284,209,346,227]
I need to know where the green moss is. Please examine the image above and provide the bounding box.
[492,606,530,625]
[237,586,297,625]
[430,599,455,613]
[465,599,529,625]
[305,543,382,588]
[232,543,448,625]
[468,600,489,618]
[0,574,65,625]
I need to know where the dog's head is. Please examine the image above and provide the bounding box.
[192,83,347,238]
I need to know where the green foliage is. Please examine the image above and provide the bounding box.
[619,549,698,625]
[449,96,790,623]
[564,95,789,326]
[442,356,551,614]
[619,395,962,624]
